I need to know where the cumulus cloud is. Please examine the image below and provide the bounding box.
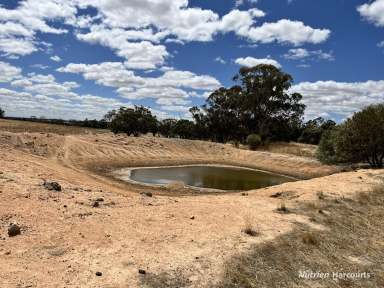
[0,0,77,56]
[57,61,221,114]
[283,48,334,61]
[292,80,384,119]
[358,0,384,27]
[235,57,281,68]
[0,62,136,120]
[240,19,330,46]
[0,61,22,82]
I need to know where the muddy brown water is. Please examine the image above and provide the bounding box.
[128,165,294,191]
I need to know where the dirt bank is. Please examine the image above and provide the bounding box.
[0,130,382,287]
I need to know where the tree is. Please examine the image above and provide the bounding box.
[0,107,4,118]
[299,117,336,145]
[233,65,305,139]
[104,106,158,136]
[173,119,196,139]
[191,65,305,143]
[317,104,384,168]
[158,118,178,138]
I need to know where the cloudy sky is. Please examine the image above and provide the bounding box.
[0,0,383,121]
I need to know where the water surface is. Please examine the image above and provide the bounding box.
[129,165,293,191]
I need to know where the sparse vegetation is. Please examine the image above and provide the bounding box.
[216,184,384,288]
[246,134,262,150]
[242,216,260,237]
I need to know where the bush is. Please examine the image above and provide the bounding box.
[246,134,262,150]
[316,129,340,164]
[0,107,4,118]
[316,104,384,168]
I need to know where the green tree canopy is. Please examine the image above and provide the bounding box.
[104,105,157,136]
[191,64,305,143]
[0,107,4,118]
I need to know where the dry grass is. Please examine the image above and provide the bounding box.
[216,183,384,288]
[0,119,106,135]
[261,142,318,158]
[242,216,260,237]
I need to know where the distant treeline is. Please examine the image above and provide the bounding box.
[0,65,336,145]
[2,116,108,129]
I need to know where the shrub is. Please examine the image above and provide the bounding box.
[0,107,4,118]
[316,128,340,164]
[317,104,384,168]
[246,134,262,150]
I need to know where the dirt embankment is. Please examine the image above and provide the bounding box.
[1,130,383,288]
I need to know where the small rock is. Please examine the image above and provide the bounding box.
[138,269,146,275]
[5,251,11,255]
[190,216,195,220]
[96,198,104,202]
[92,201,100,208]
[8,224,21,237]
[141,192,153,197]
[43,180,62,192]
[95,271,102,276]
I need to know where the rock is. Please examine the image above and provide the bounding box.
[141,192,153,197]
[96,198,104,202]
[92,201,100,208]
[95,271,102,276]
[190,216,195,220]
[8,224,21,237]
[43,180,62,192]
[138,269,146,275]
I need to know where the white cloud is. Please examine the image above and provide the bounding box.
[235,0,258,7]
[358,0,384,27]
[0,61,22,82]
[0,0,77,56]
[50,55,62,62]
[378,41,384,48]
[283,48,334,61]
[58,61,221,114]
[292,80,384,119]
[214,57,226,64]
[241,19,330,46]
[235,57,281,68]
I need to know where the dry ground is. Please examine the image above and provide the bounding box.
[0,120,383,288]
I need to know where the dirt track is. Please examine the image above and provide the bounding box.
[1,130,383,287]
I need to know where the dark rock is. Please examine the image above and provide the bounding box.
[141,192,153,197]
[95,272,102,276]
[43,180,62,192]
[138,269,146,275]
[8,224,21,237]
[190,216,195,220]
[96,198,104,202]
[92,201,100,208]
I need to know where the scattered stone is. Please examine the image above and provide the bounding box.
[138,269,146,275]
[141,192,153,197]
[95,272,102,277]
[8,224,21,237]
[43,180,62,192]
[270,192,283,198]
[92,201,100,208]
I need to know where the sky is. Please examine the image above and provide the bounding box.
[0,0,383,122]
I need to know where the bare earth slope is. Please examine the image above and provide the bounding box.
[0,129,383,287]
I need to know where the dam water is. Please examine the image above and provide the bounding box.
[128,165,294,191]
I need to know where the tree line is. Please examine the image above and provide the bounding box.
[2,64,382,168]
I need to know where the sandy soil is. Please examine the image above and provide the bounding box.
[0,129,383,287]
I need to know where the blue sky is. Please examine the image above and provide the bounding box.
[0,0,383,121]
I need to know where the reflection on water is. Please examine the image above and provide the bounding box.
[129,165,293,191]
